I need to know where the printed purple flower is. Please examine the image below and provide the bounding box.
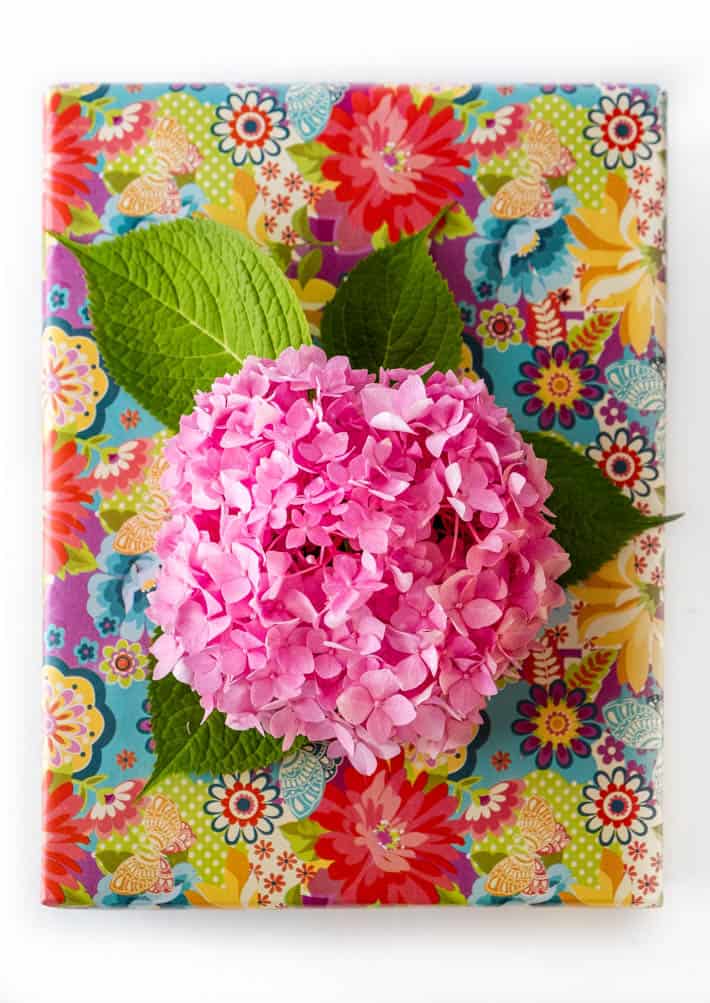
[599,396,628,426]
[512,679,602,769]
[515,341,603,431]
[598,733,625,765]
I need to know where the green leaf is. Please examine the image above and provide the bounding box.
[297,248,323,288]
[284,884,303,906]
[477,174,512,197]
[103,170,140,194]
[523,432,679,587]
[471,851,506,875]
[68,203,102,237]
[564,649,617,697]
[144,672,296,795]
[567,312,618,359]
[280,819,326,862]
[291,206,319,244]
[371,223,391,251]
[55,219,311,429]
[99,508,135,533]
[59,882,94,907]
[430,204,475,244]
[266,241,292,272]
[96,850,132,875]
[437,885,468,905]
[55,540,98,580]
[287,141,331,182]
[321,228,463,375]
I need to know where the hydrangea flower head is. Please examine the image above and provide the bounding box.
[149,346,569,774]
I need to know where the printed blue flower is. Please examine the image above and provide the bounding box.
[465,188,578,304]
[44,624,65,650]
[73,637,98,664]
[87,535,159,642]
[47,283,70,312]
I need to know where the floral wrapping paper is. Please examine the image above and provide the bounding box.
[42,82,666,908]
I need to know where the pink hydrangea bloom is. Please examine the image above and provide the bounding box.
[149,346,569,773]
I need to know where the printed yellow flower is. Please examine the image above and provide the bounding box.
[288,276,336,330]
[203,169,270,245]
[185,847,252,908]
[41,326,109,433]
[571,547,663,693]
[458,341,480,382]
[42,664,105,773]
[560,849,632,907]
[567,174,665,355]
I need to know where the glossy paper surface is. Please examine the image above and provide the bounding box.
[42,83,666,908]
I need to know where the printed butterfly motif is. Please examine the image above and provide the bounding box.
[285,83,347,141]
[113,456,170,556]
[279,741,339,819]
[109,794,195,896]
[485,795,570,898]
[117,116,203,218]
[490,119,576,220]
[604,697,663,807]
[606,359,666,412]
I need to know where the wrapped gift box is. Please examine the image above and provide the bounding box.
[41,82,666,908]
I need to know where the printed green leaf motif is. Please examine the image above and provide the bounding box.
[477,174,512,198]
[430,204,475,244]
[567,312,618,359]
[280,819,326,862]
[297,248,323,288]
[68,203,102,237]
[55,218,311,429]
[266,240,292,272]
[564,648,618,697]
[291,205,320,244]
[437,885,468,905]
[471,851,506,875]
[55,540,98,579]
[59,882,94,907]
[103,170,140,194]
[284,884,303,906]
[321,229,463,375]
[524,432,679,587]
[99,508,134,533]
[287,141,331,182]
[144,672,297,795]
[96,850,132,875]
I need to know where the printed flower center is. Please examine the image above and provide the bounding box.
[536,706,578,743]
[111,652,136,675]
[374,819,402,850]
[223,784,265,826]
[231,108,270,146]
[516,232,540,258]
[488,315,513,340]
[382,141,410,173]
[536,362,582,407]
[601,446,642,486]
[598,785,638,825]
[603,111,642,150]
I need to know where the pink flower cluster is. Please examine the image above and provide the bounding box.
[149,346,569,774]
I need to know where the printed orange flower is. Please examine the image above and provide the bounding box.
[571,548,663,693]
[567,174,665,355]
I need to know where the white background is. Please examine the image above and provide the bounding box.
[1,3,709,1001]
